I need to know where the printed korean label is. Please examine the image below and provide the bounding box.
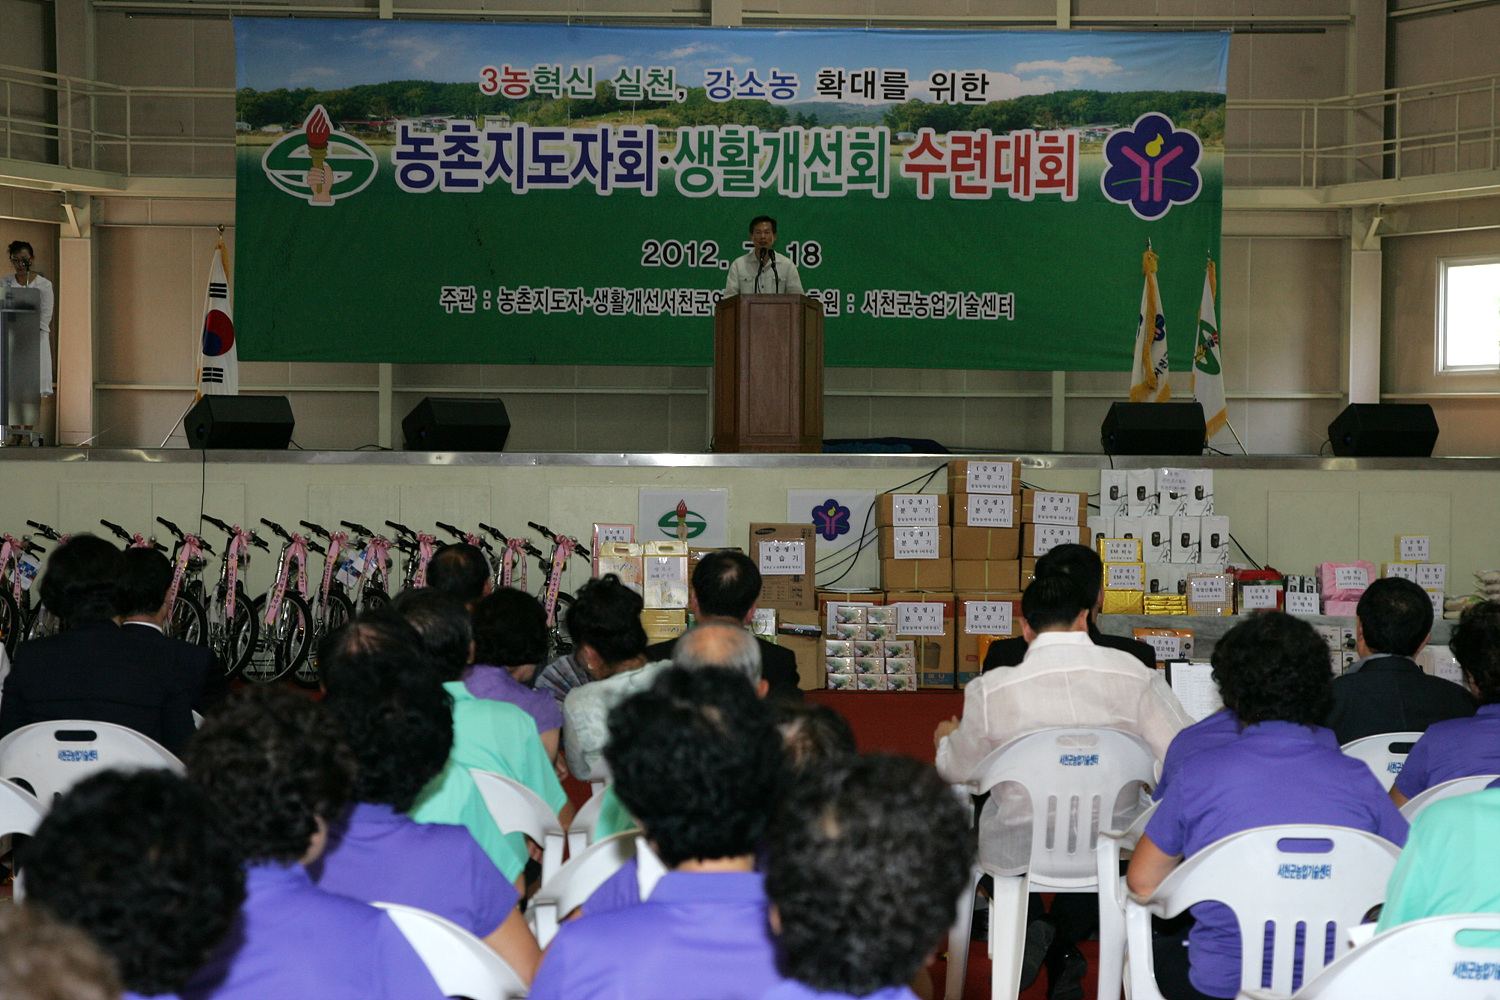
[596,524,634,544]
[1029,491,1080,525]
[1106,564,1144,590]
[896,602,944,635]
[1030,524,1076,556]
[1189,575,1228,603]
[1103,539,1140,563]
[1398,536,1430,562]
[891,494,940,526]
[964,601,1013,635]
[893,527,940,559]
[1240,585,1279,610]
[1384,563,1420,583]
[965,462,1013,494]
[1285,592,1321,616]
[1141,634,1184,660]
[1415,563,1446,589]
[1333,566,1369,591]
[758,539,806,575]
[1156,468,1192,494]
[967,494,1014,527]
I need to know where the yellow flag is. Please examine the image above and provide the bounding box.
[1130,248,1170,402]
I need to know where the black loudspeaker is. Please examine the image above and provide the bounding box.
[1328,403,1439,457]
[184,395,294,449]
[402,397,511,451]
[1101,402,1207,456]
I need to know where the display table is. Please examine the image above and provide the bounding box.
[806,689,964,764]
[1097,613,1454,658]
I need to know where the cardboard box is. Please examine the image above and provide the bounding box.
[749,523,817,611]
[947,459,1021,495]
[1021,522,1083,557]
[1087,515,1114,549]
[596,542,644,595]
[953,493,1017,529]
[1020,489,1089,526]
[875,493,951,527]
[775,609,823,692]
[953,559,1021,592]
[879,558,953,591]
[884,591,957,688]
[1117,516,1172,563]
[1021,558,1037,588]
[643,540,689,609]
[952,526,1021,561]
[640,609,687,644]
[957,591,1023,684]
[877,525,952,560]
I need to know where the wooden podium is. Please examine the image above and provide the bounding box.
[713,294,824,453]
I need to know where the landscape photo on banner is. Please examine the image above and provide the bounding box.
[234,23,1227,370]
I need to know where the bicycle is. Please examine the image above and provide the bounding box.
[0,532,41,655]
[240,518,315,685]
[199,514,265,679]
[477,521,541,594]
[526,521,589,661]
[296,519,356,687]
[22,521,66,641]
[337,521,395,614]
[385,521,438,591]
[151,516,212,647]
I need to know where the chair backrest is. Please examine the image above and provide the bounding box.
[973,727,1157,887]
[587,757,611,798]
[0,720,184,805]
[1145,824,1402,995]
[1338,732,1422,792]
[371,901,527,1000]
[1292,913,1500,999]
[567,784,611,856]
[1399,774,1500,820]
[468,768,566,884]
[527,830,639,948]
[0,776,45,838]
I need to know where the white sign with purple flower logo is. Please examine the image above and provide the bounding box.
[786,489,879,590]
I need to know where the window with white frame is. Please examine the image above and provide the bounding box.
[1439,257,1500,371]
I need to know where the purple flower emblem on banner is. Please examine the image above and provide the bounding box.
[1100,113,1203,220]
[812,499,851,542]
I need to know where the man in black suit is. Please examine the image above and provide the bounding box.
[981,544,1158,673]
[644,550,802,701]
[1324,576,1476,745]
[118,547,227,715]
[0,535,198,755]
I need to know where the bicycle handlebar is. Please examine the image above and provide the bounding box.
[435,521,464,540]
[307,539,326,555]
[385,520,415,538]
[339,520,374,536]
[477,522,507,543]
[25,520,60,540]
[99,518,131,541]
[259,518,292,541]
[250,532,271,551]
[526,521,554,540]
[299,520,330,538]
[202,514,231,533]
[156,516,183,538]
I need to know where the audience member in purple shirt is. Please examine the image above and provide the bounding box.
[19,769,246,1000]
[316,612,541,981]
[761,755,974,1000]
[467,583,566,778]
[1391,601,1500,806]
[182,687,446,1000]
[1128,614,1409,1000]
[1155,709,1339,801]
[530,667,784,1000]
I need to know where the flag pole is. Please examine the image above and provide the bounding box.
[1202,248,1248,455]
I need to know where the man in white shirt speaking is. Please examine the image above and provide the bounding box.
[723,215,803,296]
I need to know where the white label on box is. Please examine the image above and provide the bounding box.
[1029,491,1081,525]
[1103,539,1140,563]
[892,494,940,526]
[596,524,634,544]
[968,494,1015,528]
[896,603,945,635]
[1334,566,1370,590]
[893,527,940,559]
[1241,585,1279,610]
[1106,564,1144,590]
[1385,563,1420,582]
[1418,645,1464,687]
[644,557,682,583]
[1429,590,1445,617]
[1189,576,1228,603]
[964,601,1013,636]
[1399,536,1431,562]
[759,539,806,575]
[1286,592,1321,616]
[1031,524,1076,556]
[750,608,777,636]
[1143,633,1185,661]
[966,462,1014,494]
[1158,468,1192,494]
[1416,563,1446,589]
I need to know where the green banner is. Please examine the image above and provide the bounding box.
[234,22,1227,369]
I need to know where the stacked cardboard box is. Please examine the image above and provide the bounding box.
[956,592,1022,686]
[817,590,957,689]
[877,491,952,591]
[1019,488,1088,582]
[749,523,817,612]
[948,460,1022,595]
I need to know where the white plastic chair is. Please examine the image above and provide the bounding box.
[587,758,611,798]
[0,776,46,902]
[566,784,642,856]
[371,900,528,1000]
[1339,732,1422,792]
[468,768,566,885]
[528,831,665,949]
[1096,800,1160,1000]
[0,720,183,805]
[1399,773,1500,820]
[1272,912,1500,999]
[943,728,1157,1000]
[1123,824,1402,999]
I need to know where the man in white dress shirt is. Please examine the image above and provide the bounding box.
[722,216,803,296]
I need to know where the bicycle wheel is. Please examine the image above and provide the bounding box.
[25,605,60,641]
[242,591,312,685]
[168,593,209,647]
[210,584,260,679]
[359,585,390,616]
[294,589,353,688]
[549,591,576,659]
[0,589,21,655]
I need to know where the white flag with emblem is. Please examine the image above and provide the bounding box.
[196,240,238,396]
[1129,247,1170,403]
[1193,258,1227,440]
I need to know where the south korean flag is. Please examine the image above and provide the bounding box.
[196,241,238,395]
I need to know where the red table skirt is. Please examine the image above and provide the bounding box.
[806,689,965,764]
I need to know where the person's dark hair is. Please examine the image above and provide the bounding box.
[426,543,490,605]
[766,754,975,996]
[0,904,121,1000]
[37,534,123,623]
[692,550,761,621]
[184,686,356,864]
[1449,600,1500,704]
[19,770,245,997]
[472,588,549,668]
[772,701,856,774]
[1356,577,1434,656]
[392,587,473,681]
[748,215,777,234]
[566,573,646,667]
[1020,571,1090,633]
[320,611,454,812]
[605,666,781,867]
[8,240,35,260]
[118,547,174,618]
[1032,543,1104,606]
[1212,611,1332,726]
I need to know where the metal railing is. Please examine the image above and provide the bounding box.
[2,60,1498,191]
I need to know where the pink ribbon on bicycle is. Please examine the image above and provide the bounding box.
[501,538,527,590]
[411,533,436,589]
[465,532,484,548]
[130,533,151,549]
[0,536,17,603]
[266,536,310,627]
[225,528,248,619]
[320,532,346,604]
[543,537,575,627]
[165,535,201,614]
[363,537,392,589]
